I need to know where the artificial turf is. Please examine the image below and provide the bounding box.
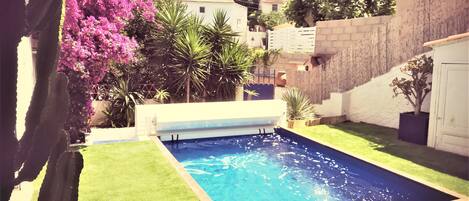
[32,140,198,201]
[294,122,469,196]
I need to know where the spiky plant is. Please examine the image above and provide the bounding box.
[281,88,314,120]
[210,43,252,100]
[153,89,170,103]
[203,10,238,53]
[172,29,211,103]
[244,89,259,100]
[104,77,144,127]
[1,0,83,200]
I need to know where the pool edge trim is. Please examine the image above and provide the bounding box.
[279,126,469,200]
[150,136,212,201]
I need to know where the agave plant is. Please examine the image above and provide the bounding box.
[104,77,144,127]
[172,28,211,103]
[244,89,259,100]
[153,89,170,103]
[282,88,314,120]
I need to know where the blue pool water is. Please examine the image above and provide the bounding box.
[164,129,456,201]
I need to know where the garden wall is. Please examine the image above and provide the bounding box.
[314,58,431,129]
[286,1,469,105]
[314,15,392,55]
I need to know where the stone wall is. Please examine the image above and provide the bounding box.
[314,16,392,55]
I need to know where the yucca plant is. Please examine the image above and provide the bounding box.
[172,28,211,103]
[203,10,238,53]
[104,77,144,127]
[153,89,170,103]
[282,88,314,120]
[209,43,252,100]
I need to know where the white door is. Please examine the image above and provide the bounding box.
[435,63,469,156]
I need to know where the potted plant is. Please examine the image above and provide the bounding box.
[390,55,433,145]
[281,88,314,129]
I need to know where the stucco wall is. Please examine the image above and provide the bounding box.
[184,1,248,42]
[314,16,392,55]
[246,31,266,48]
[259,0,286,13]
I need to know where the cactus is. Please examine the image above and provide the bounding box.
[15,73,71,184]
[1,0,83,200]
[15,0,63,171]
[0,0,25,200]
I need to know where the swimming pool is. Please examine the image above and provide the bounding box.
[164,129,456,201]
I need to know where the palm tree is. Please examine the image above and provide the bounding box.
[203,10,238,53]
[211,43,252,99]
[203,10,253,100]
[172,29,211,102]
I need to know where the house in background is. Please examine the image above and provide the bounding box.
[258,0,286,13]
[182,0,248,42]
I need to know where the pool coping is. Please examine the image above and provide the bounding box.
[150,136,212,201]
[279,126,469,200]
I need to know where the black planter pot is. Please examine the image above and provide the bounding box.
[398,112,429,145]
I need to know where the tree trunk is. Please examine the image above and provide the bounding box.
[186,79,190,103]
[414,101,421,116]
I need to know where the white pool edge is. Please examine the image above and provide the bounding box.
[151,136,212,201]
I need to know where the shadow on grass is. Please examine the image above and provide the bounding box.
[330,122,469,181]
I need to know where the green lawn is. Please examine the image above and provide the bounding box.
[294,122,469,196]
[33,141,198,201]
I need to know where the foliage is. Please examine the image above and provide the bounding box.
[250,48,280,68]
[249,11,288,30]
[104,77,144,127]
[201,10,253,101]
[172,29,211,102]
[244,89,259,100]
[283,0,395,27]
[390,55,433,116]
[154,89,170,103]
[208,43,253,99]
[58,0,156,142]
[282,88,314,120]
[151,2,252,102]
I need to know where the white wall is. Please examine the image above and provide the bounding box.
[259,0,285,13]
[313,53,432,128]
[184,1,248,42]
[16,37,35,139]
[246,31,266,48]
[135,100,287,138]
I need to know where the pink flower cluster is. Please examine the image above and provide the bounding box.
[58,0,156,137]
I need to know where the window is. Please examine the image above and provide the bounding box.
[199,6,205,13]
[272,4,278,12]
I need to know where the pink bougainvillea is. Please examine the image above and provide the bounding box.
[59,0,156,142]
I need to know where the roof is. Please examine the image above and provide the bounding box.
[424,32,469,47]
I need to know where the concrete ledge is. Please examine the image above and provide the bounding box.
[151,137,212,201]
